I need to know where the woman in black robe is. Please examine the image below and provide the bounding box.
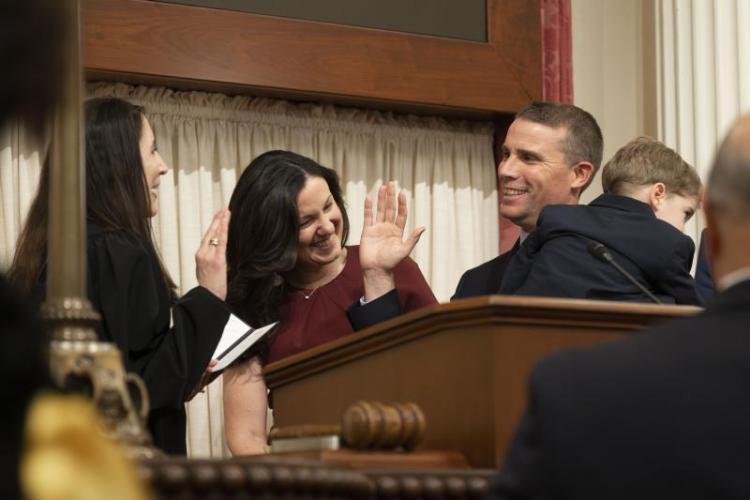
[9,97,231,455]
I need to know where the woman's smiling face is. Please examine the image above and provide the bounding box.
[294,175,344,269]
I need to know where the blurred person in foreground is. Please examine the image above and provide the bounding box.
[490,114,750,499]
[1,2,146,498]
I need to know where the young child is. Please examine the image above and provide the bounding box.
[500,137,703,305]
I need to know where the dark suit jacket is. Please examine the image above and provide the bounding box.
[500,194,702,305]
[695,229,715,302]
[451,241,520,300]
[350,241,520,327]
[490,278,750,500]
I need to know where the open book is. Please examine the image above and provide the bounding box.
[209,315,278,372]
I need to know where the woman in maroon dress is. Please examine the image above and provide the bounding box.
[223,150,436,455]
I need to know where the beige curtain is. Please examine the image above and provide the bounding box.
[2,81,499,457]
[653,0,750,247]
[0,123,44,268]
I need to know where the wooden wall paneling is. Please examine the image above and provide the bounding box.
[83,0,542,115]
[488,0,543,105]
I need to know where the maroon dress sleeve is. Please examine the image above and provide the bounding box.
[394,256,438,311]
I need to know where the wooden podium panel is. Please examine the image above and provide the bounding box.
[264,296,699,468]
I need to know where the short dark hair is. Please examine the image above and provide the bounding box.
[227,150,350,327]
[602,136,702,199]
[516,101,603,192]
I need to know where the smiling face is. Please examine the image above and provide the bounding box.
[499,119,590,232]
[138,115,168,217]
[655,193,699,233]
[295,175,344,270]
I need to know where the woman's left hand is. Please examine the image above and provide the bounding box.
[359,182,425,301]
[196,208,231,300]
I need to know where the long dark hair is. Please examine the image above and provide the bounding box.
[9,97,175,295]
[227,150,350,326]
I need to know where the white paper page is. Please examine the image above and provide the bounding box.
[210,317,277,372]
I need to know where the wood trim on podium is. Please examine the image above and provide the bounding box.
[264,296,699,387]
[83,0,542,115]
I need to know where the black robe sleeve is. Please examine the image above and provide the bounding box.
[87,229,229,454]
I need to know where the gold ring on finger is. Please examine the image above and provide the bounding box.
[209,237,220,246]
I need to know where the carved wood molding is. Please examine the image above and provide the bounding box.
[264,296,700,387]
[138,456,494,499]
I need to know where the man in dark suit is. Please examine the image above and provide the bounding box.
[348,101,603,329]
[499,137,703,305]
[452,101,603,299]
[489,114,750,500]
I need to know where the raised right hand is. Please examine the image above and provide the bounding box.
[358,182,425,301]
[195,208,231,300]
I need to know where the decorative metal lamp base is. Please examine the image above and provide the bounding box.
[43,297,159,459]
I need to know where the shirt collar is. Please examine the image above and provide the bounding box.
[717,266,750,292]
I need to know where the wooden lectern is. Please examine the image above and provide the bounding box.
[264,296,699,468]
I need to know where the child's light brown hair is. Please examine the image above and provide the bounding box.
[602,137,702,199]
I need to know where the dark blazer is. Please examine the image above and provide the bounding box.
[490,278,750,500]
[500,194,702,305]
[451,242,520,300]
[349,245,518,329]
[695,229,715,302]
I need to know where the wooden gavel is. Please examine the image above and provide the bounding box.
[269,401,426,451]
[341,401,426,450]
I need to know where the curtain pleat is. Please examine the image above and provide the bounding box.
[655,0,750,248]
[0,124,44,268]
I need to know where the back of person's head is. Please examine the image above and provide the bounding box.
[227,150,349,326]
[703,115,750,280]
[602,137,702,200]
[515,101,604,192]
[706,118,750,220]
